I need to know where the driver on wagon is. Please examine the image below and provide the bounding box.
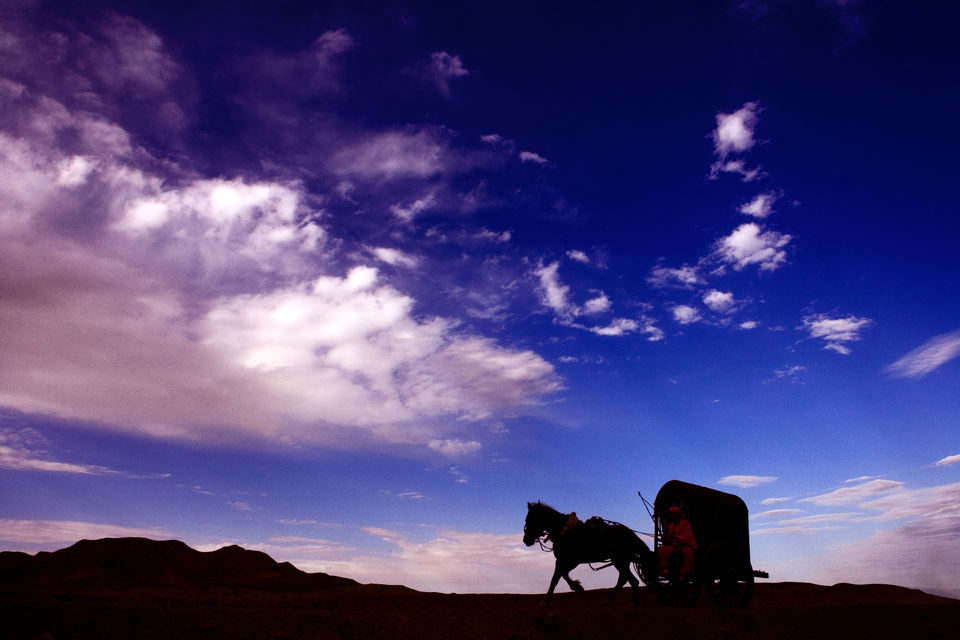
[659,506,697,579]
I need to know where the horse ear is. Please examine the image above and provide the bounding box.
[527,501,532,507]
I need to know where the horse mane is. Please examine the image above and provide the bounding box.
[529,501,563,515]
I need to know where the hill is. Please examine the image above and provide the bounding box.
[2,538,958,639]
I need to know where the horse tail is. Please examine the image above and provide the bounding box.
[628,531,657,586]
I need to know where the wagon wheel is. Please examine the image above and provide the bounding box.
[653,551,699,607]
[704,543,753,608]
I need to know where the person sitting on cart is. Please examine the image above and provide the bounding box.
[659,506,697,579]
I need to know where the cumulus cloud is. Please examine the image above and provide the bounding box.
[583,293,611,315]
[672,305,701,325]
[719,475,778,488]
[0,73,561,452]
[738,191,779,218]
[647,264,705,289]
[703,289,736,313]
[566,249,590,263]
[709,101,764,181]
[519,150,549,164]
[428,439,482,457]
[714,222,791,272]
[588,318,639,336]
[885,329,960,378]
[802,313,873,355]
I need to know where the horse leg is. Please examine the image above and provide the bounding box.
[562,569,585,594]
[544,563,565,603]
[610,559,640,605]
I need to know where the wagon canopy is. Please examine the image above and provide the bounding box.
[654,480,751,570]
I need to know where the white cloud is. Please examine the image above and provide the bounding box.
[760,497,793,505]
[799,479,904,506]
[588,318,639,336]
[712,101,760,156]
[56,155,96,186]
[425,51,469,98]
[0,85,563,451]
[519,150,549,164]
[371,247,419,268]
[203,270,561,430]
[774,365,806,378]
[802,313,873,355]
[475,228,511,243]
[428,439,482,457]
[709,102,763,181]
[712,159,764,182]
[389,191,436,221]
[799,482,960,596]
[332,128,448,180]
[566,249,590,263]
[0,519,172,546]
[719,475,778,488]
[672,305,701,325]
[738,191,779,218]
[885,329,960,378]
[534,261,575,319]
[0,447,115,475]
[583,292,611,315]
[714,222,791,271]
[641,318,665,342]
[935,453,960,467]
[752,508,805,519]
[703,289,736,313]
[739,320,759,330]
[647,264,704,289]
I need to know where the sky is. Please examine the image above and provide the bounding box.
[1,0,959,597]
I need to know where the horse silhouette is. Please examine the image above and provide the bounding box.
[523,501,653,605]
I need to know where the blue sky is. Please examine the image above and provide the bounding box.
[1,0,958,596]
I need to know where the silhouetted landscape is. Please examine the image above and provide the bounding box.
[2,538,958,639]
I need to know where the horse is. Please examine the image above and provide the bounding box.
[523,501,653,605]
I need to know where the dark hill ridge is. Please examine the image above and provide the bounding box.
[2,538,959,639]
[0,537,356,590]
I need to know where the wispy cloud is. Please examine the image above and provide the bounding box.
[0,427,167,478]
[719,474,778,488]
[647,264,705,289]
[0,519,172,546]
[420,51,470,98]
[802,313,873,354]
[799,478,903,506]
[885,329,960,378]
[519,150,549,165]
[935,453,960,467]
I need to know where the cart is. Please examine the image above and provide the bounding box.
[638,480,768,608]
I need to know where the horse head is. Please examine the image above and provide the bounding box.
[523,501,550,546]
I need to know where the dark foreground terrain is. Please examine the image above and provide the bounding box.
[2,538,958,640]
